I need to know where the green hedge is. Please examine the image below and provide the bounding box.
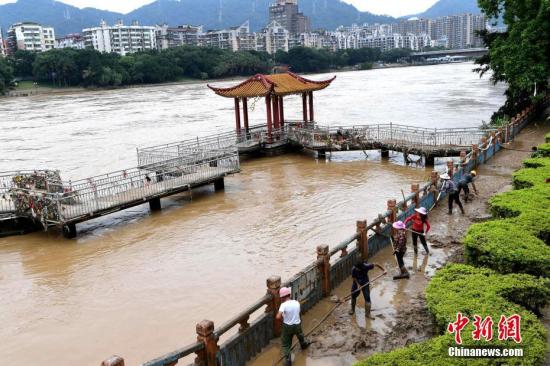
[358,264,549,366]
[463,155,550,276]
[545,132,550,143]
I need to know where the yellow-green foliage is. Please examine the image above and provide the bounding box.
[358,265,549,366]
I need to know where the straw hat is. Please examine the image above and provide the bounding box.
[415,207,428,215]
[392,221,406,230]
[279,287,291,298]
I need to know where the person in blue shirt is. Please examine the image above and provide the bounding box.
[457,170,478,202]
[349,260,386,318]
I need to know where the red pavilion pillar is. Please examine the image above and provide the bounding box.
[279,96,285,128]
[302,93,308,123]
[266,95,273,142]
[234,98,241,134]
[272,95,280,129]
[242,97,249,133]
[308,92,314,122]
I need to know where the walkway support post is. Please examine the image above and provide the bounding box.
[279,96,285,128]
[195,320,218,366]
[242,98,249,134]
[411,184,420,208]
[214,178,225,191]
[234,98,241,135]
[149,197,161,211]
[272,95,280,130]
[302,93,308,122]
[317,245,331,297]
[356,220,368,260]
[308,92,314,122]
[101,356,125,366]
[266,95,273,142]
[266,276,282,337]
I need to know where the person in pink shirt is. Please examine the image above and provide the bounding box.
[404,207,431,255]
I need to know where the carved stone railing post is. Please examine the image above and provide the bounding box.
[481,136,488,163]
[356,220,368,260]
[316,245,331,297]
[446,160,454,178]
[101,356,125,366]
[195,320,218,366]
[471,144,479,168]
[238,315,250,333]
[411,183,420,208]
[266,276,282,337]
[459,150,467,168]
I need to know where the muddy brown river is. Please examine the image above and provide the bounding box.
[0,63,506,365]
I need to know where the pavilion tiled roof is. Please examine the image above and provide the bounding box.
[207,72,336,98]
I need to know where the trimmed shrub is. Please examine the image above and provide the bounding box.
[464,219,550,277]
[358,264,549,366]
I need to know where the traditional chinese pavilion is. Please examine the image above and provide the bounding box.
[208,72,336,135]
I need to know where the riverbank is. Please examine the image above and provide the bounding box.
[248,111,550,366]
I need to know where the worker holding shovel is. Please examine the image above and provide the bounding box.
[392,221,410,280]
[348,260,386,318]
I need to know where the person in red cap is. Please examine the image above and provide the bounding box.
[405,206,431,255]
[276,287,310,366]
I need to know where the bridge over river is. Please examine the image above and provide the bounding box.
[1,121,494,238]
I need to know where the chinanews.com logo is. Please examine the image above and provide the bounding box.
[446,312,524,358]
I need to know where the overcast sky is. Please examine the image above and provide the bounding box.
[0,0,439,16]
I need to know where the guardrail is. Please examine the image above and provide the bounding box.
[101,95,549,366]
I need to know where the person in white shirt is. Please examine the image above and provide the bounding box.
[276,287,311,366]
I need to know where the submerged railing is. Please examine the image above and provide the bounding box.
[101,95,549,366]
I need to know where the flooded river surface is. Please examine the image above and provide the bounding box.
[0,63,506,365]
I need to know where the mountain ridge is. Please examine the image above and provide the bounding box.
[0,0,395,36]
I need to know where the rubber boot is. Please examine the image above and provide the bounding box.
[448,209,452,215]
[348,297,356,315]
[422,243,430,255]
[460,206,465,215]
[284,357,292,366]
[393,267,410,280]
[365,302,375,319]
[413,244,418,255]
[300,340,311,350]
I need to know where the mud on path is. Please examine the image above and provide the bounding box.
[249,116,550,366]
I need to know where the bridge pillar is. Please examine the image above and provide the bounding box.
[214,178,225,191]
[266,276,282,337]
[318,150,326,160]
[62,223,77,239]
[381,149,390,159]
[425,155,435,166]
[149,197,161,211]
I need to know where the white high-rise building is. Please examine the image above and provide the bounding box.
[83,20,156,55]
[6,22,55,54]
[0,28,5,57]
[262,21,289,54]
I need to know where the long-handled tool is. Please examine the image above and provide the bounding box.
[272,272,387,366]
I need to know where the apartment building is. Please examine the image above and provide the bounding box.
[6,22,55,54]
[269,0,310,34]
[155,24,203,49]
[83,20,156,55]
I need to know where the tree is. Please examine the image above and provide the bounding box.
[0,58,15,95]
[476,0,550,119]
[9,50,36,77]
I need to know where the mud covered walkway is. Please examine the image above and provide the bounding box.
[249,115,550,366]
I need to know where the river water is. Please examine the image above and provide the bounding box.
[0,63,505,365]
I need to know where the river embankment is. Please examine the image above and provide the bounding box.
[249,108,550,366]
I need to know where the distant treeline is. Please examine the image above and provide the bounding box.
[0,46,412,93]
